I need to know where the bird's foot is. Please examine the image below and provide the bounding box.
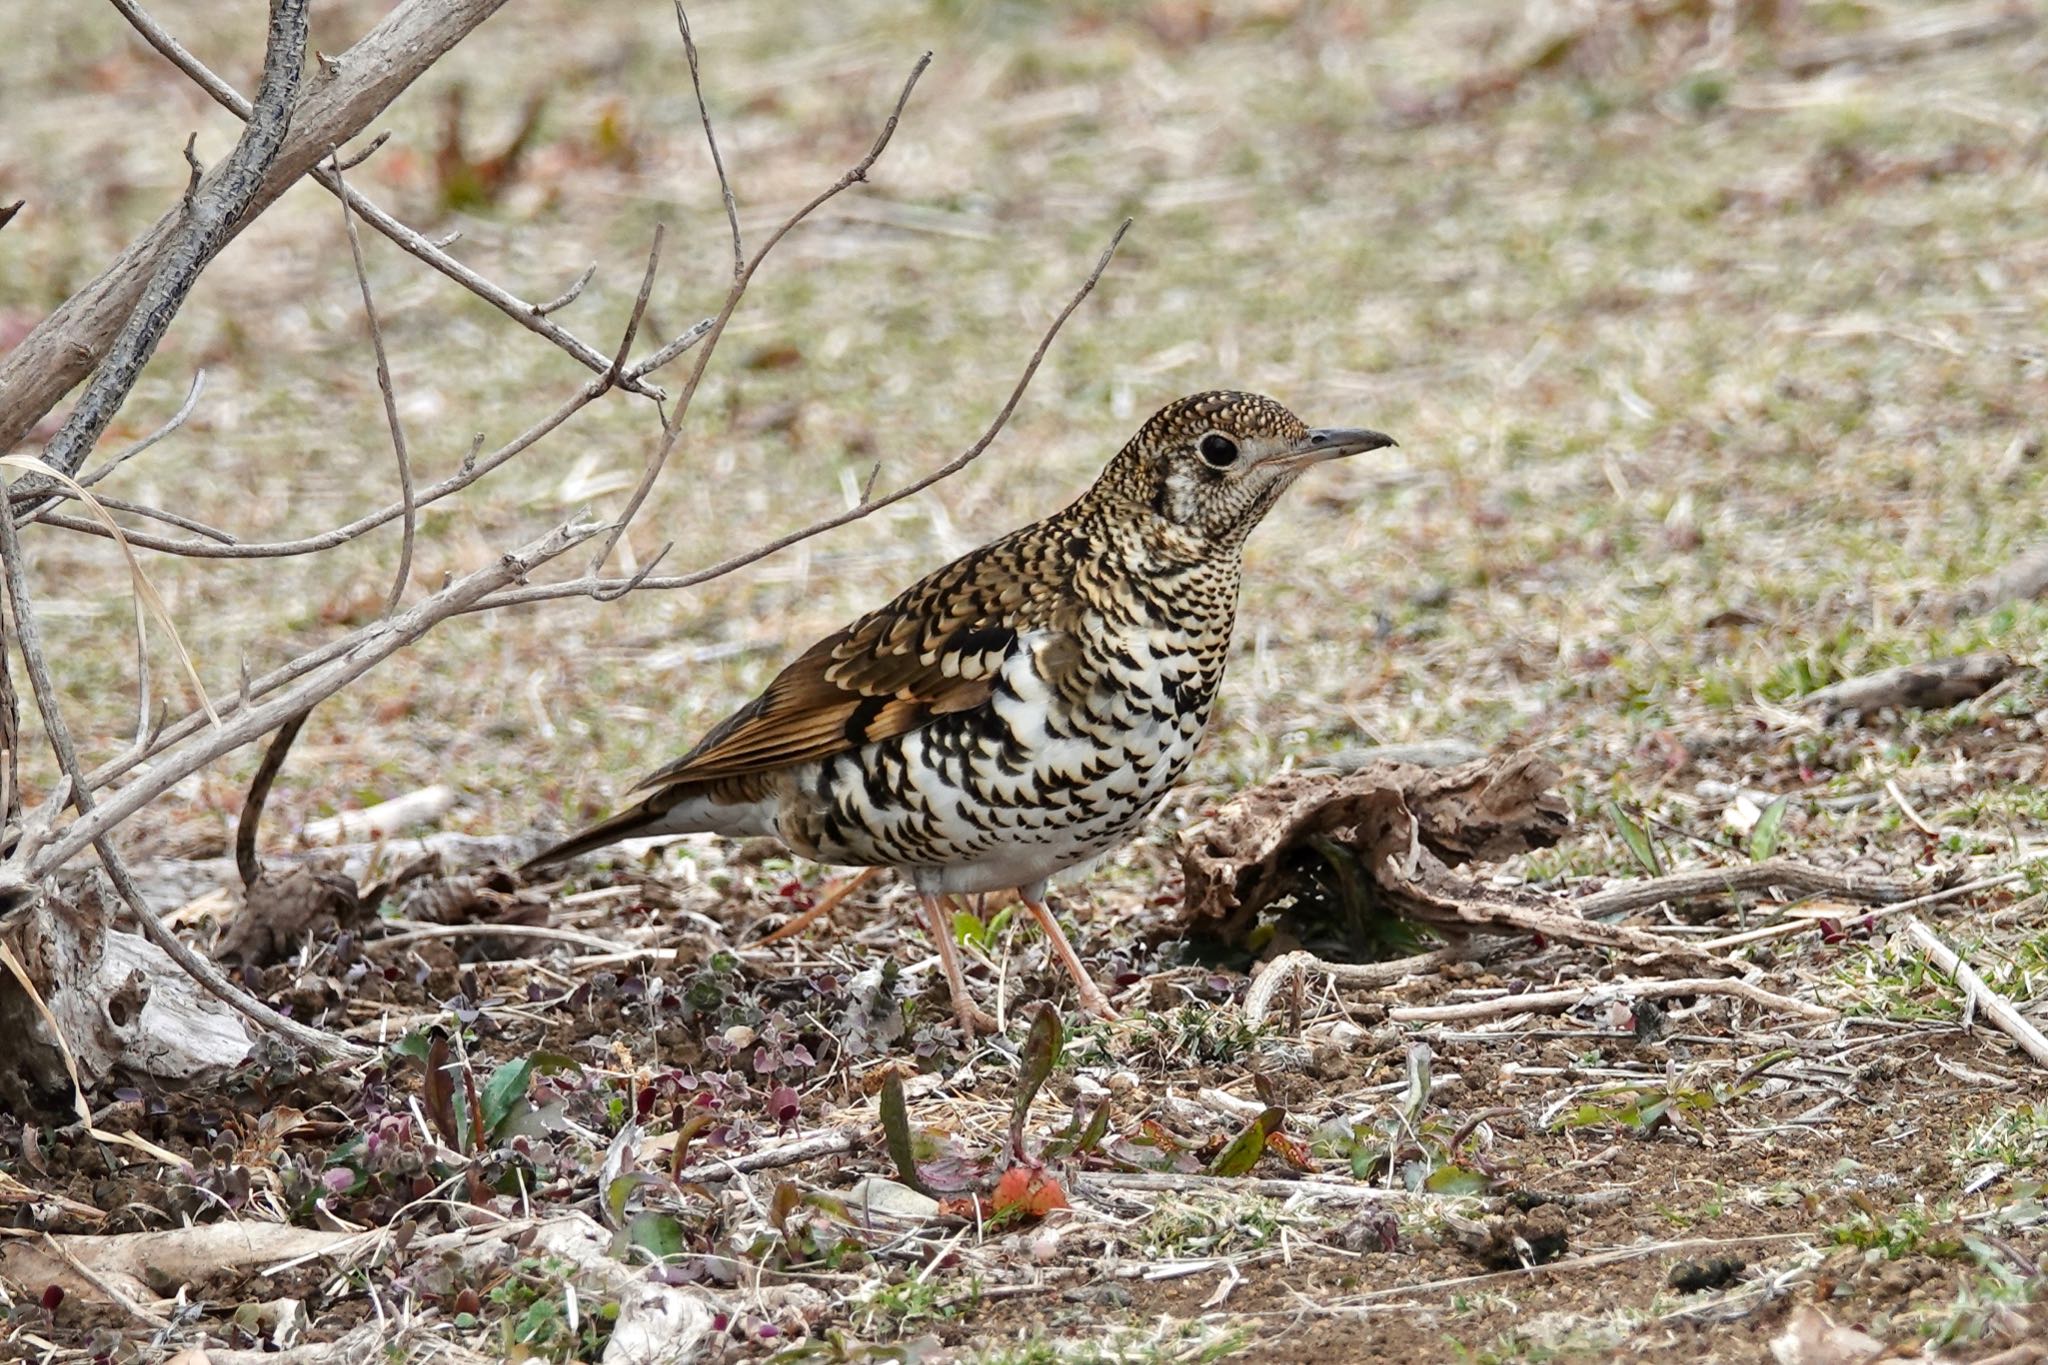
[1075,981,1120,1022]
[954,999,1002,1035]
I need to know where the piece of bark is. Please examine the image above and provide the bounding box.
[1801,651,2018,720]
[1178,752,1571,944]
[0,875,250,1112]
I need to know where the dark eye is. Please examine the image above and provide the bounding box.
[1198,433,1239,468]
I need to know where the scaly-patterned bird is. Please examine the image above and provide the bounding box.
[526,392,1394,1033]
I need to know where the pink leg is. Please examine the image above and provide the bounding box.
[1022,895,1118,1021]
[921,892,999,1035]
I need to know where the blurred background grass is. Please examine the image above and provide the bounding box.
[3,0,2044,865]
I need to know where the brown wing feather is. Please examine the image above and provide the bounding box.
[631,534,1068,792]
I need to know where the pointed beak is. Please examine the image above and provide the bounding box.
[1268,426,1398,471]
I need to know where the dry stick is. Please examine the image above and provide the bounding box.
[234,709,311,891]
[0,488,363,1058]
[19,520,602,887]
[587,50,935,576]
[1,0,508,460]
[1902,916,2048,1071]
[1693,861,2044,953]
[364,922,625,955]
[477,218,1134,611]
[1244,948,1457,1028]
[332,154,416,617]
[1387,977,1836,1025]
[1080,1171,1428,1205]
[673,1128,859,1184]
[1569,857,1926,921]
[21,0,305,492]
[103,0,663,403]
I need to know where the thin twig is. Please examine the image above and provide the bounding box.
[1902,916,2048,1071]
[32,374,609,559]
[235,709,311,890]
[21,521,603,879]
[533,262,597,317]
[609,227,666,379]
[672,1129,859,1184]
[37,1232,173,1330]
[479,217,1132,611]
[1386,976,1836,1025]
[676,2,742,277]
[587,50,936,576]
[103,0,672,403]
[332,154,416,616]
[1244,948,1457,1028]
[364,922,625,955]
[0,481,364,1059]
[77,368,207,488]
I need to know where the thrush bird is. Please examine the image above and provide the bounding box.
[526,392,1394,1033]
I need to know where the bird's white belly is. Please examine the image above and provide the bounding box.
[796,625,1209,894]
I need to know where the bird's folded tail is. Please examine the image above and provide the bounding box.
[520,792,674,871]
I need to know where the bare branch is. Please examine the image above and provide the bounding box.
[476,217,1133,611]
[23,0,306,487]
[332,154,416,616]
[102,0,672,402]
[0,0,517,456]
[20,521,602,878]
[30,375,611,558]
[334,130,390,172]
[676,3,742,277]
[586,50,935,576]
[36,492,237,543]
[0,470,364,1059]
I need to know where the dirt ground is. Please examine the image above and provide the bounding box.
[3,0,2048,1361]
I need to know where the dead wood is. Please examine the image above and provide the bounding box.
[1178,751,1571,944]
[0,876,250,1115]
[1801,651,2019,720]
[0,0,510,458]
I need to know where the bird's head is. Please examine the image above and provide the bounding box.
[1093,391,1395,550]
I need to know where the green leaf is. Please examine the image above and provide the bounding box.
[390,1030,433,1064]
[623,1211,687,1261]
[479,1057,534,1142]
[1605,800,1663,875]
[1422,1164,1492,1195]
[1208,1107,1285,1177]
[1009,1004,1063,1160]
[1750,795,1790,862]
[879,1071,936,1197]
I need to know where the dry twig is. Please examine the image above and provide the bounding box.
[1902,916,2048,1071]
[1385,976,1836,1025]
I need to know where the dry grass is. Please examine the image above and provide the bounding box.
[4,0,2048,1359]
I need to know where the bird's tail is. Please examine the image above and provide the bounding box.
[520,793,674,871]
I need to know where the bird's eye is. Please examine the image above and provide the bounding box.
[1198,433,1239,468]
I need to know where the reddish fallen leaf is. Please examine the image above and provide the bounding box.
[992,1165,1069,1218]
[1265,1130,1316,1172]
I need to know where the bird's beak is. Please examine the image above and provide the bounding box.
[1269,426,1398,471]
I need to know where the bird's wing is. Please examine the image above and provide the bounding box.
[632,539,1071,790]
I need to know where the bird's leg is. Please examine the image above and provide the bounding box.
[756,866,881,945]
[1021,895,1118,1021]
[920,891,999,1035]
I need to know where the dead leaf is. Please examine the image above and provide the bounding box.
[1769,1303,1889,1365]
